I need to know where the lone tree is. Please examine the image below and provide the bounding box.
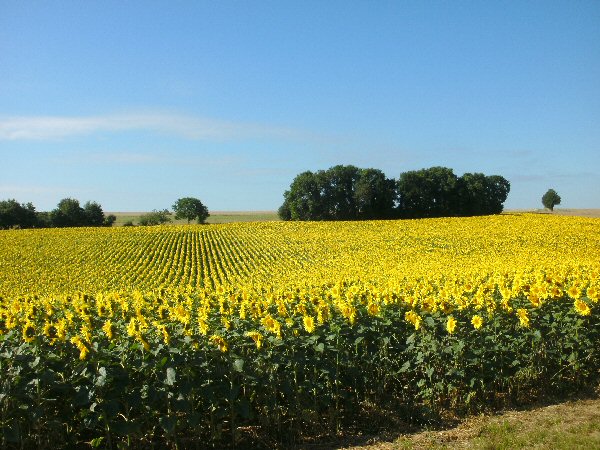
[172,197,209,224]
[542,189,561,211]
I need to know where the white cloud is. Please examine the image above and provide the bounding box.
[0,112,306,141]
[56,150,245,168]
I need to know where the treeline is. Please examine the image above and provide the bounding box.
[279,165,510,221]
[0,198,116,230]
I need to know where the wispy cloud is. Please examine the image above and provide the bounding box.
[56,150,244,168]
[0,112,307,141]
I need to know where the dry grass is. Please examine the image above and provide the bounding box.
[311,395,600,450]
[508,208,600,218]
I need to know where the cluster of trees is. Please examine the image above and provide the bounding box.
[279,165,510,221]
[131,198,210,226]
[0,196,210,230]
[0,198,116,230]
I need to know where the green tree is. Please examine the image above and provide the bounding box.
[483,175,510,214]
[138,209,172,226]
[280,171,325,221]
[354,168,397,219]
[103,214,117,227]
[280,165,397,221]
[542,189,561,211]
[319,165,361,220]
[0,199,38,229]
[172,197,209,224]
[83,201,105,226]
[456,173,510,216]
[51,198,86,227]
[397,167,459,218]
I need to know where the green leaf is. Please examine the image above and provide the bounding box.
[165,367,176,386]
[314,342,325,353]
[3,423,20,443]
[232,358,245,373]
[159,415,177,434]
[90,437,105,448]
[399,361,411,373]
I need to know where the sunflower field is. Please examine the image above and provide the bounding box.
[1,214,599,448]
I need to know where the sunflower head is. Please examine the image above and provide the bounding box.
[471,315,484,330]
[22,321,36,343]
[446,316,457,334]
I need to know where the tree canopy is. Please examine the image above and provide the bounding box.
[138,210,172,226]
[0,199,37,229]
[280,165,510,221]
[279,165,397,221]
[0,198,115,229]
[542,189,561,211]
[172,197,210,224]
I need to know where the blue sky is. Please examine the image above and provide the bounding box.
[1,1,599,212]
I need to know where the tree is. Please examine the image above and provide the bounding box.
[103,214,117,227]
[138,209,172,226]
[542,189,561,211]
[280,165,397,221]
[280,171,325,221]
[0,199,38,229]
[354,168,397,219]
[456,173,510,216]
[397,167,459,218]
[83,201,105,226]
[51,198,86,227]
[172,197,210,224]
[483,175,510,214]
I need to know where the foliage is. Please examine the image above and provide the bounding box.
[280,165,510,221]
[138,209,172,226]
[50,198,87,227]
[103,214,117,227]
[542,189,561,211]
[280,165,397,220]
[0,277,598,448]
[172,197,210,224]
[397,168,510,218]
[0,198,115,229]
[397,166,459,218]
[0,199,37,229]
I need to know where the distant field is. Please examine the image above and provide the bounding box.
[108,210,279,226]
[507,208,600,218]
[108,209,600,226]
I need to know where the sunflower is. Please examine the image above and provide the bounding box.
[245,330,264,349]
[43,321,59,344]
[517,308,530,328]
[404,310,422,330]
[446,316,457,334]
[574,298,591,316]
[102,320,114,340]
[302,315,315,333]
[22,321,36,343]
[471,315,484,330]
[209,334,228,352]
